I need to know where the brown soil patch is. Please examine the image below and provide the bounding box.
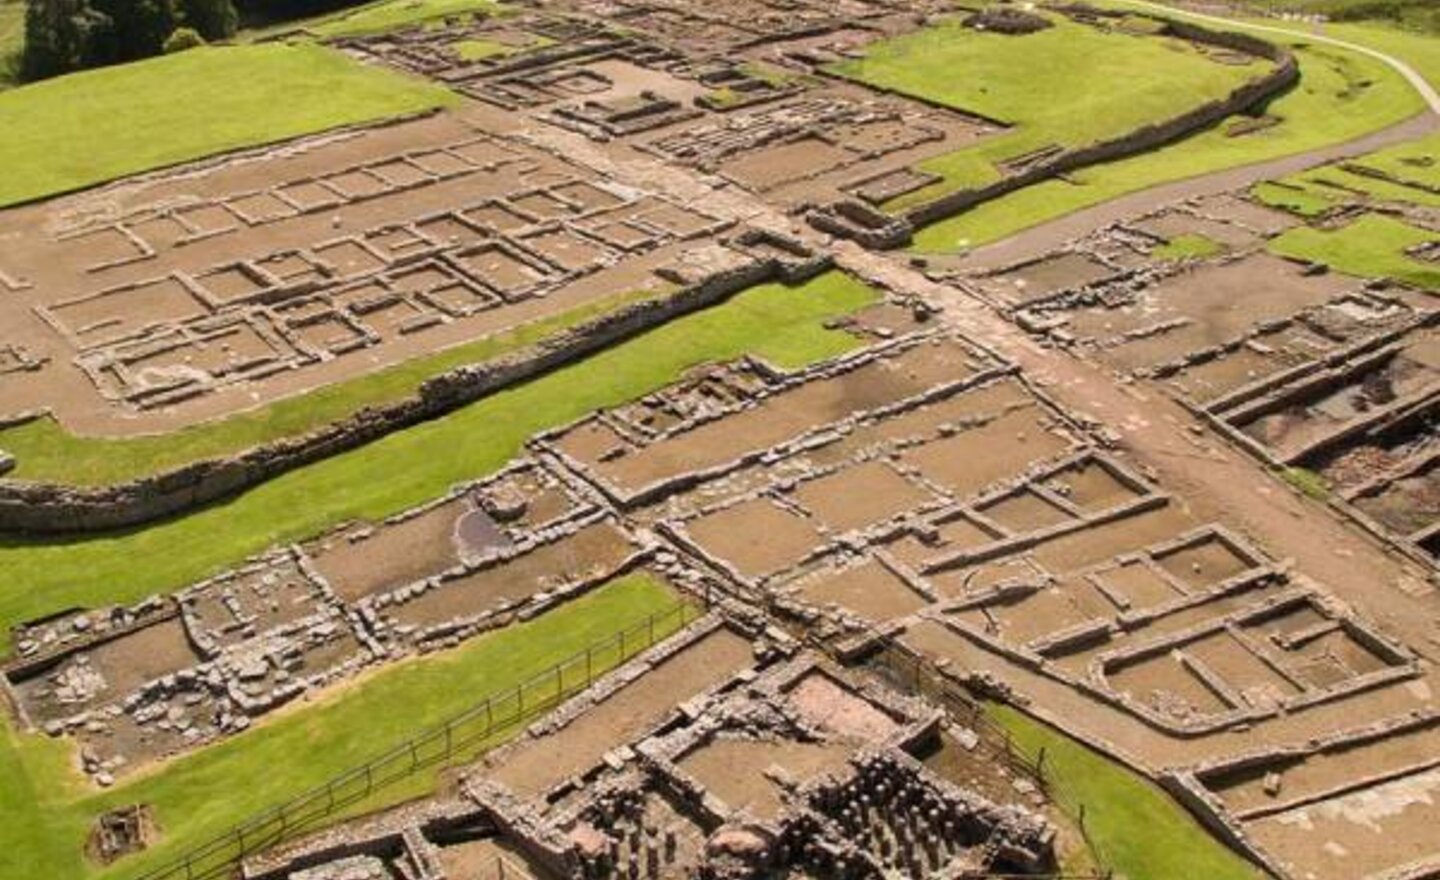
[685,499,824,580]
[388,520,634,628]
[486,627,753,795]
[307,497,470,602]
[790,460,937,533]
[902,407,1073,498]
[796,559,927,623]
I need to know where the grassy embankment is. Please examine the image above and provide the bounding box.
[889,1,1430,251]
[302,0,506,38]
[0,42,458,207]
[828,9,1273,210]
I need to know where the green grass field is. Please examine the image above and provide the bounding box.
[306,0,505,37]
[991,705,1265,880]
[0,286,666,486]
[0,573,682,879]
[828,10,1270,208]
[0,272,877,654]
[451,33,551,60]
[1319,19,1440,86]
[1255,132,1440,211]
[1224,0,1439,34]
[1153,232,1228,260]
[1268,213,1440,288]
[909,31,1424,253]
[1349,133,1440,189]
[1252,179,1343,215]
[0,43,457,207]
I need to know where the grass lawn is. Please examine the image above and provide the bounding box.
[1251,179,1342,215]
[1153,232,1227,260]
[0,43,456,207]
[1320,20,1440,89]
[1349,132,1440,190]
[828,10,1270,209]
[0,272,878,654]
[909,30,1424,253]
[0,286,667,486]
[0,573,683,879]
[990,704,1265,880]
[1268,213,1440,288]
[1254,133,1440,212]
[1219,1,1440,49]
[452,33,553,61]
[306,0,505,38]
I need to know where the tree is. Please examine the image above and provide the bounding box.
[20,0,108,80]
[178,0,237,41]
[87,0,177,63]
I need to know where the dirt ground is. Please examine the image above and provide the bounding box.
[485,627,753,795]
[5,3,1440,877]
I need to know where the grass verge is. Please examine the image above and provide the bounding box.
[0,272,878,653]
[0,286,666,486]
[989,704,1265,880]
[0,573,682,879]
[0,43,457,208]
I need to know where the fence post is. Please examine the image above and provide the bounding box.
[586,645,593,684]
[620,628,627,659]
[649,612,656,646]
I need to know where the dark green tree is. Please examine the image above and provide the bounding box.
[20,0,107,80]
[178,0,237,40]
[88,0,177,63]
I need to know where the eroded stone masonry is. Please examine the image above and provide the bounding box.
[3,2,1439,880]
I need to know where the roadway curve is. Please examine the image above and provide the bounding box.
[953,3,1439,270]
[1130,1,1440,114]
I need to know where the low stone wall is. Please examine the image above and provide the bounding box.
[0,255,802,534]
[827,13,1299,245]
